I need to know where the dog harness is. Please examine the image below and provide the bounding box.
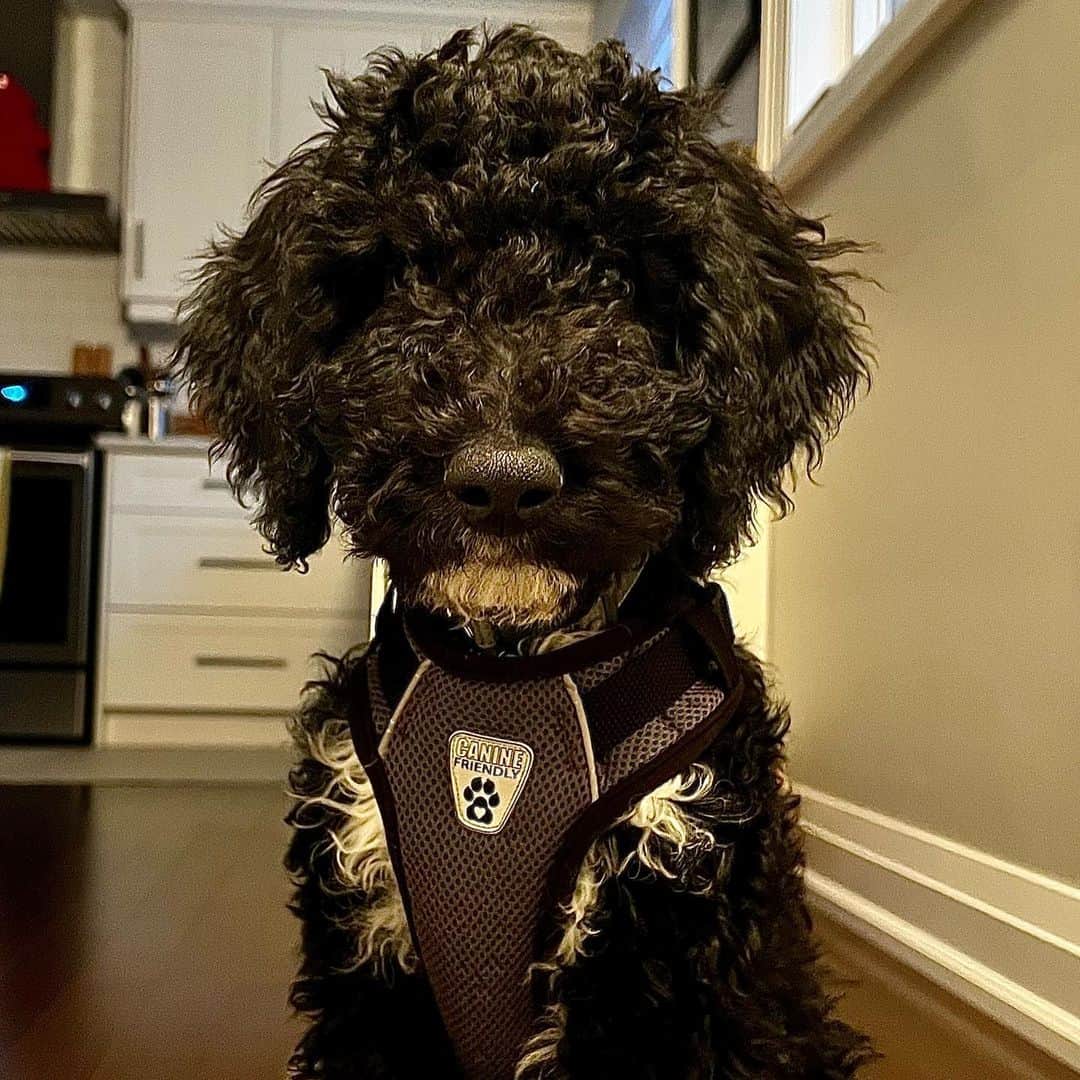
[348,567,744,1080]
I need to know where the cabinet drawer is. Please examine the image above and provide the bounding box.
[104,612,363,712]
[108,512,369,614]
[108,451,243,515]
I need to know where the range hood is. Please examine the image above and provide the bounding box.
[0,0,120,252]
[0,190,119,251]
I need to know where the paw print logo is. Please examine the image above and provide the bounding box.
[463,778,501,825]
[450,731,533,833]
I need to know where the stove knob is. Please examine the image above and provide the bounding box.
[66,389,84,409]
[95,391,113,411]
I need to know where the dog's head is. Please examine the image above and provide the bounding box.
[176,26,868,631]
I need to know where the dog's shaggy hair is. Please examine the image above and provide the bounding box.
[176,25,874,1079]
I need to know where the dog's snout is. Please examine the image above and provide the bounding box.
[446,441,563,524]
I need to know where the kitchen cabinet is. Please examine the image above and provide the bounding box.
[276,23,396,162]
[95,438,371,746]
[275,16,493,160]
[122,19,275,323]
[118,1,594,324]
[120,15,449,321]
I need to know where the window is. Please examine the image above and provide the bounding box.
[853,0,907,55]
[757,0,976,183]
[786,0,909,129]
[617,0,676,85]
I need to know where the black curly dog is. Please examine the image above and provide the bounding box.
[177,25,874,1079]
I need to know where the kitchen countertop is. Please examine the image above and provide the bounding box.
[95,432,213,455]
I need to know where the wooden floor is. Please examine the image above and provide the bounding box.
[0,784,1073,1080]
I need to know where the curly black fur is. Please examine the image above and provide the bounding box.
[175,24,873,1080]
[176,24,867,593]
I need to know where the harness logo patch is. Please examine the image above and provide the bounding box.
[449,730,533,834]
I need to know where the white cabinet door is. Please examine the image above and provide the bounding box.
[123,19,274,319]
[273,8,595,162]
[274,20,458,162]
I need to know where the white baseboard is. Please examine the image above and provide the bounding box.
[799,786,1080,1071]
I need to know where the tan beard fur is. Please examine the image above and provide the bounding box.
[411,555,581,630]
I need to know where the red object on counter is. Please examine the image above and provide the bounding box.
[0,72,51,192]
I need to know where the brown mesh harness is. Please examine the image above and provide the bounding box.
[347,570,744,1080]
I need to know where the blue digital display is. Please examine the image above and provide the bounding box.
[1,384,29,404]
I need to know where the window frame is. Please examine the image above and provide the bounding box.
[757,0,979,188]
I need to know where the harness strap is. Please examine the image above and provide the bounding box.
[346,657,377,769]
[352,584,738,759]
[540,592,744,937]
[345,651,424,963]
[684,583,741,686]
[579,583,737,757]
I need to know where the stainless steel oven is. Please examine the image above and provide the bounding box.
[0,374,121,741]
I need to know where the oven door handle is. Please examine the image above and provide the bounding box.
[9,450,92,469]
[0,449,9,594]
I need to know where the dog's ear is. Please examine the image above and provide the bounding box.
[634,137,870,571]
[173,156,332,568]
[174,139,396,568]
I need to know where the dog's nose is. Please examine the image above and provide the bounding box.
[445,441,563,524]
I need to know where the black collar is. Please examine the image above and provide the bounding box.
[373,557,736,690]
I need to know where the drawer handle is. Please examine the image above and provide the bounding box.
[133,220,145,280]
[197,556,279,571]
[194,655,287,670]
[202,478,231,491]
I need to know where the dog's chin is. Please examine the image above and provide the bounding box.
[408,558,584,632]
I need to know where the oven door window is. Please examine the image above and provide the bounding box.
[0,453,93,665]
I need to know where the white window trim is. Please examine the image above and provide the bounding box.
[672,0,693,90]
[758,0,979,190]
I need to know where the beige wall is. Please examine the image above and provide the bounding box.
[772,1,1080,885]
